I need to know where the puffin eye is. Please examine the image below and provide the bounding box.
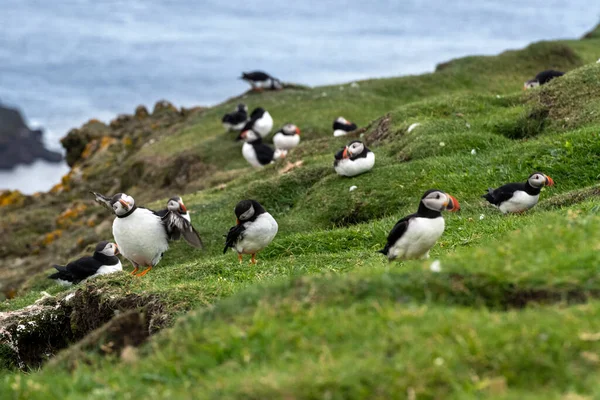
[436,194,440,199]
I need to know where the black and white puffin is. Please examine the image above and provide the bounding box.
[223,199,278,264]
[240,71,282,91]
[156,196,203,247]
[239,129,284,168]
[482,172,554,214]
[379,190,460,261]
[48,241,122,285]
[272,123,301,151]
[524,70,564,89]
[222,103,248,131]
[91,192,202,277]
[242,107,274,137]
[333,117,357,137]
[333,140,375,177]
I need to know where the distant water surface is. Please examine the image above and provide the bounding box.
[0,0,598,193]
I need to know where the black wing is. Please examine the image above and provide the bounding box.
[243,71,270,81]
[154,208,169,218]
[482,183,524,206]
[161,211,203,248]
[254,143,275,165]
[223,224,246,254]
[536,70,564,85]
[65,257,102,280]
[91,191,113,212]
[379,214,413,255]
[333,147,345,167]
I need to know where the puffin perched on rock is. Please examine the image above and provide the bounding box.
[239,129,285,168]
[242,107,274,137]
[482,172,554,213]
[156,196,203,247]
[334,140,375,177]
[48,241,122,285]
[240,71,282,91]
[379,190,460,261]
[272,123,301,151]
[223,199,278,264]
[332,117,357,137]
[91,192,202,276]
[524,70,564,89]
[222,104,248,131]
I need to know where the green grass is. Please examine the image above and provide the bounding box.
[2,26,600,399]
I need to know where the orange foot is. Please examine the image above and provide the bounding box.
[238,253,243,264]
[251,254,257,265]
[130,266,139,275]
[135,266,152,277]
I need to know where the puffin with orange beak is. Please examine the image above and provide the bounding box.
[48,241,122,285]
[158,196,203,247]
[333,140,375,177]
[91,192,202,277]
[482,172,554,214]
[238,129,285,168]
[379,189,460,261]
[272,123,301,152]
[332,117,357,137]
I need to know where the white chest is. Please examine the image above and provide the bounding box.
[334,152,375,177]
[273,133,300,150]
[254,112,273,137]
[333,129,348,137]
[242,143,263,168]
[389,217,445,260]
[235,213,279,254]
[499,191,540,214]
[112,209,169,266]
[93,260,123,277]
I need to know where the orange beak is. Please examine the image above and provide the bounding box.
[342,148,349,159]
[236,218,240,225]
[295,126,301,135]
[114,243,120,255]
[545,176,554,186]
[119,199,129,209]
[179,201,187,213]
[446,194,460,212]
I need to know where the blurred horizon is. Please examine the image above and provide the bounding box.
[1,0,598,193]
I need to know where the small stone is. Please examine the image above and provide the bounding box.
[479,214,485,220]
[407,123,420,133]
[349,186,358,192]
[434,357,444,366]
[439,142,445,147]
[429,260,442,273]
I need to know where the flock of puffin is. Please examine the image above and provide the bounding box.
[49,69,562,285]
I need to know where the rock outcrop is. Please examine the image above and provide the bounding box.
[0,104,63,169]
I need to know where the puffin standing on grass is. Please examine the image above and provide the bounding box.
[91,192,203,276]
[222,104,248,131]
[48,241,122,285]
[272,123,301,151]
[243,107,274,137]
[333,140,375,177]
[240,71,282,91]
[524,70,564,89]
[332,117,357,137]
[379,190,460,261]
[223,200,278,264]
[482,172,554,213]
[239,129,285,168]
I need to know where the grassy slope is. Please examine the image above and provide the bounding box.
[2,28,600,398]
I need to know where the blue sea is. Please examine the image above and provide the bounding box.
[0,0,598,193]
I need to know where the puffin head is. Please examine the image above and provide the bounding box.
[421,189,460,212]
[110,193,135,216]
[343,141,365,159]
[238,129,260,142]
[234,199,263,225]
[336,116,349,125]
[96,241,119,256]
[167,196,187,213]
[237,103,248,113]
[282,124,300,136]
[524,79,539,90]
[528,172,554,188]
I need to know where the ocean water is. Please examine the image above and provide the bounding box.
[0,0,598,193]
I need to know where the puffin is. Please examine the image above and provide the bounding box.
[223,199,278,264]
[91,192,202,277]
[333,140,375,177]
[242,107,274,137]
[333,117,357,137]
[482,172,554,214]
[239,129,284,168]
[48,241,122,285]
[524,70,564,89]
[222,103,248,131]
[272,123,301,151]
[156,196,203,247]
[379,189,460,261]
[240,71,282,91]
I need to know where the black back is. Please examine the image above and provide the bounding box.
[247,136,275,165]
[250,107,266,120]
[482,180,541,206]
[222,109,248,125]
[242,71,271,81]
[48,247,119,284]
[333,120,357,132]
[535,70,564,85]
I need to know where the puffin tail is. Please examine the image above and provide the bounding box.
[377,248,387,256]
[48,265,71,281]
[482,188,495,203]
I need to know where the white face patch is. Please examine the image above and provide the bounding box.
[422,192,447,212]
[528,174,546,188]
[239,205,255,221]
[348,142,364,156]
